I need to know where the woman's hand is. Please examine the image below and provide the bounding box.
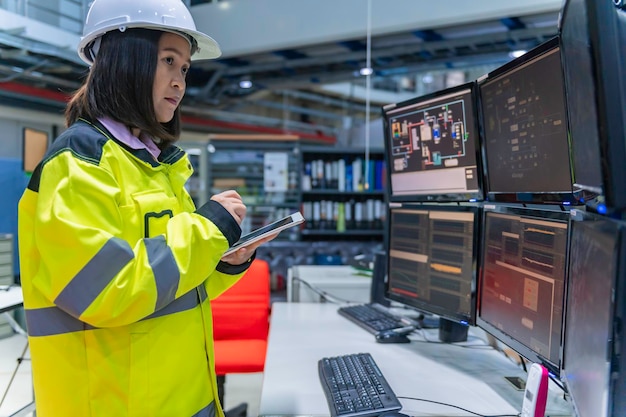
[220,232,279,265]
[211,190,246,224]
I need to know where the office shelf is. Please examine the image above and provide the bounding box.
[300,146,386,241]
[181,136,302,242]
[0,234,14,338]
[181,138,387,244]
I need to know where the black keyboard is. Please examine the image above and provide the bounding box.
[338,303,414,334]
[318,352,403,417]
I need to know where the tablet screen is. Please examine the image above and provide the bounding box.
[224,212,305,255]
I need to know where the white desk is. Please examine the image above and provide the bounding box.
[287,265,372,303]
[0,286,23,314]
[260,302,573,417]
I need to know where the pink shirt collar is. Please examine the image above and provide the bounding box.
[98,117,161,160]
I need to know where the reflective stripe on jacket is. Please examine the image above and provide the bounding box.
[18,119,251,417]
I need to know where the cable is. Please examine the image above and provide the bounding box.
[291,276,359,304]
[519,355,527,372]
[397,396,521,417]
[409,327,495,349]
[363,0,372,191]
[548,372,566,392]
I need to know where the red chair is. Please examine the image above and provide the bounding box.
[212,259,271,417]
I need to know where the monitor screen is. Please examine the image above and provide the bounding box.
[559,0,626,213]
[561,211,625,417]
[477,205,569,375]
[382,82,482,203]
[478,37,582,204]
[385,204,479,326]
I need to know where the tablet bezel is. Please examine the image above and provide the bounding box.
[223,211,305,256]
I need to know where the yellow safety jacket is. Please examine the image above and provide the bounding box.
[18,118,251,417]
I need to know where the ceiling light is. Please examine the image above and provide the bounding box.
[509,50,527,59]
[422,74,434,84]
[239,80,253,89]
[359,67,373,76]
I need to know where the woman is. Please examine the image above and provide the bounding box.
[18,1,270,416]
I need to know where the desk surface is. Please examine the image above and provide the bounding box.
[260,302,573,417]
[0,286,23,314]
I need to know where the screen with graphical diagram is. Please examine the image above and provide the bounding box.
[478,37,582,204]
[477,205,569,375]
[385,204,479,325]
[382,82,482,203]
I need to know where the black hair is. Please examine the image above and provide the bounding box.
[66,28,181,148]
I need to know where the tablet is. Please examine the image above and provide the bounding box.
[223,211,305,256]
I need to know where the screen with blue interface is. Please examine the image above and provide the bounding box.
[382,82,482,203]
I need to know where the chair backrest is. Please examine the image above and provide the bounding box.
[212,259,271,341]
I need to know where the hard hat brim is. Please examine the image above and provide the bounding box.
[78,22,222,65]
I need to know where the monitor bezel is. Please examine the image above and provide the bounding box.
[477,37,587,205]
[384,202,481,326]
[382,81,484,204]
[560,209,626,417]
[476,204,571,376]
[559,0,626,213]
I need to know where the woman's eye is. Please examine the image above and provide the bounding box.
[182,67,189,75]
[165,57,174,65]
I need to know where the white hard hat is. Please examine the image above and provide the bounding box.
[78,0,221,65]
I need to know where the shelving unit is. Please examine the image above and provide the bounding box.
[181,134,302,242]
[0,234,15,338]
[180,136,387,244]
[299,146,386,241]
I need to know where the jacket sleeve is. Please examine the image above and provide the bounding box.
[26,147,248,328]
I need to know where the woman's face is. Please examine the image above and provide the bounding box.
[153,32,192,123]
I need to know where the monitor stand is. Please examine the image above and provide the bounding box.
[438,318,469,343]
[418,313,440,329]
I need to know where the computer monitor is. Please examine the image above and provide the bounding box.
[561,210,626,417]
[478,37,586,205]
[559,0,626,214]
[385,203,480,342]
[381,82,482,203]
[476,205,569,376]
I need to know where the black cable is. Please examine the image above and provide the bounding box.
[548,372,566,392]
[519,355,527,372]
[409,328,495,349]
[291,276,358,304]
[397,396,520,417]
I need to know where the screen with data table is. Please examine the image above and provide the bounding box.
[477,205,569,375]
[385,204,479,325]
